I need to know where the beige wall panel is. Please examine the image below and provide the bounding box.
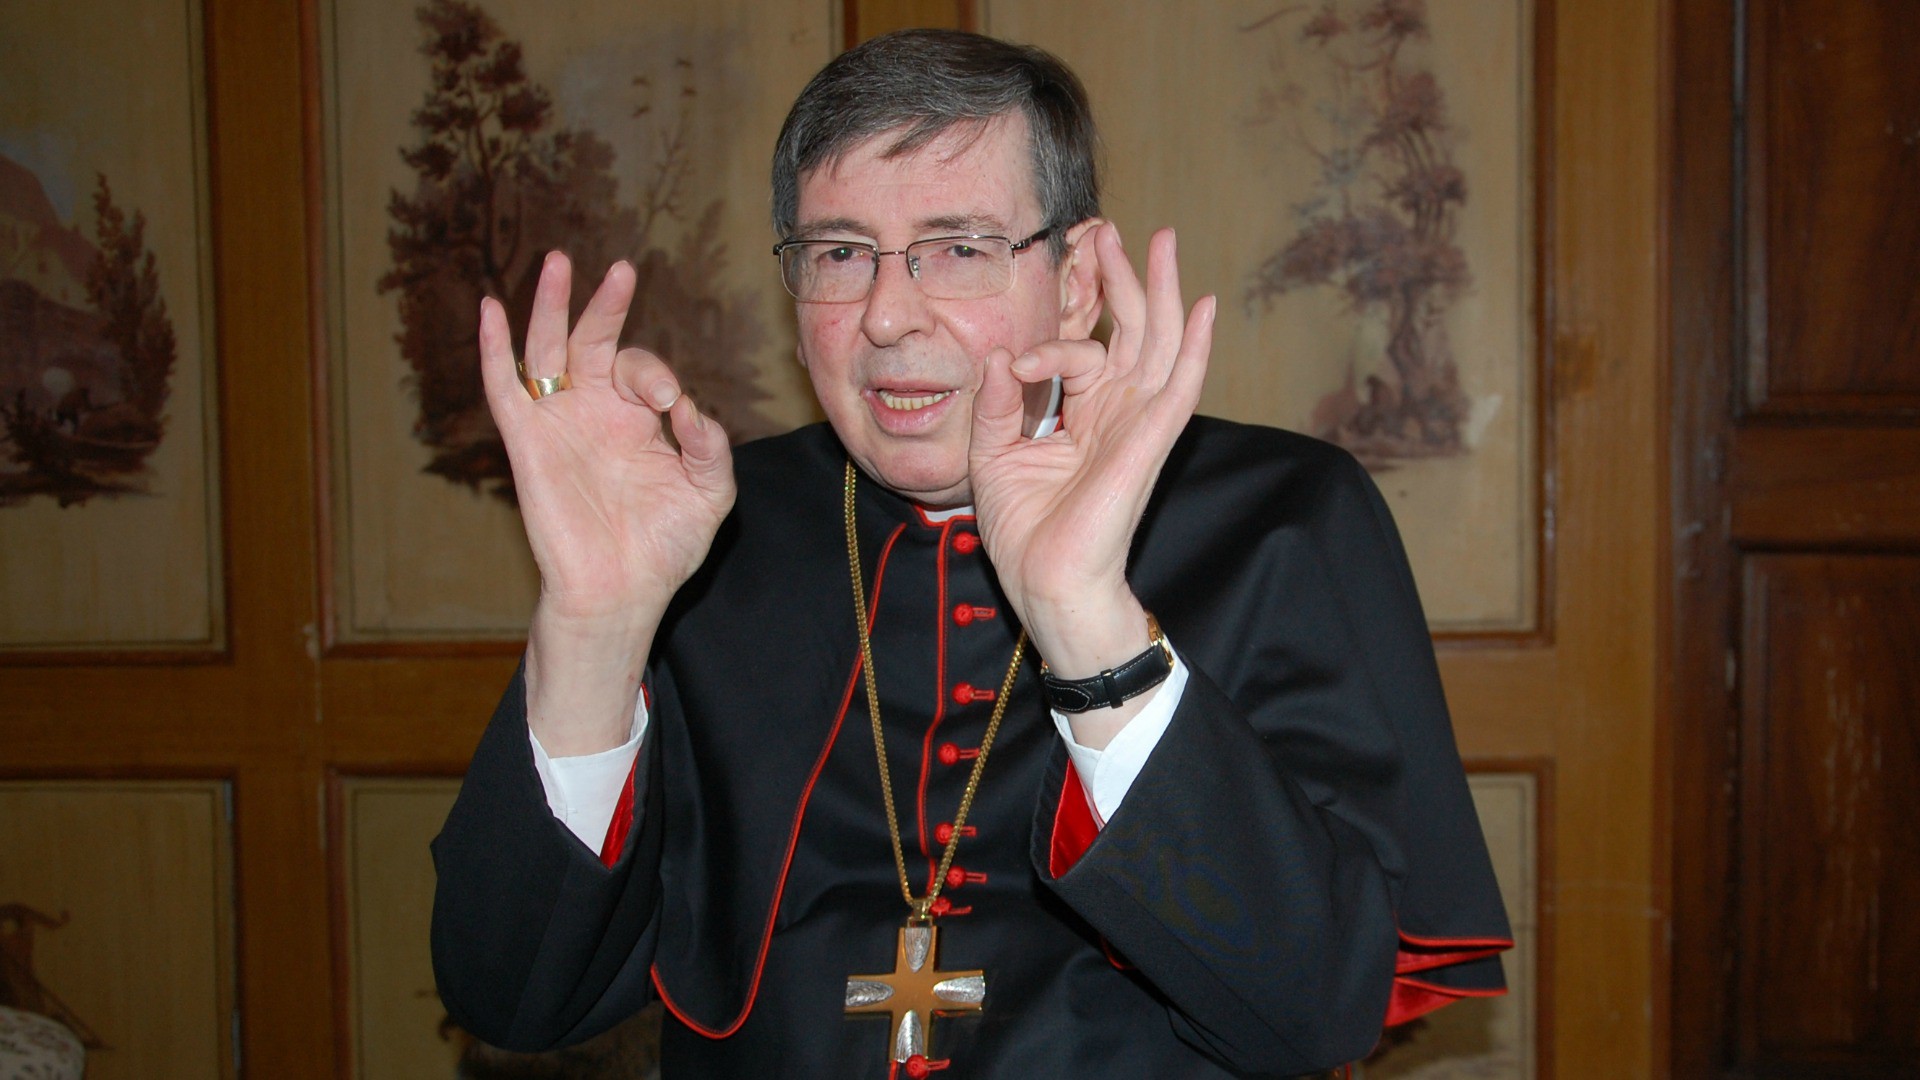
[342,778,669,1077]
[342,778,460,1079]
[0,0,222,650]
[0,781,234,1078]
[983,0,1537,632]
[322,0,837,642]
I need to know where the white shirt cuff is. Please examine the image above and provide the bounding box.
[529,693,649,850]
[1050,645,1188,826]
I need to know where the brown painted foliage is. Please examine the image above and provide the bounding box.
[85,176,176,427]
[1246,0,1473,464]
[380,0,773,503]
[0,173,174,507]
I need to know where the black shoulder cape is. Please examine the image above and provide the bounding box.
[432,418,1511,1078]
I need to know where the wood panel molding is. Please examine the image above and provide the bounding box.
[1736,555,1920,1070]
[1667,4,1742,1070]
[1739,1,1920,422]
[1731,427,1920,547]
[1466,757,1558,1080]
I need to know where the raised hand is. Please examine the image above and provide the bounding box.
[967,224,1215,741]
[479,251,736,752]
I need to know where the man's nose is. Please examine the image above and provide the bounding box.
[860,251,935,347]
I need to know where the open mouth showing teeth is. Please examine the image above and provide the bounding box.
[876,389,954,411]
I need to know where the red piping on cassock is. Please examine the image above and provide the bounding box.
[915,521,955,882]
[650,523,911,1039]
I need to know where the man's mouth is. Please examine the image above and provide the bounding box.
[875,389,955,411]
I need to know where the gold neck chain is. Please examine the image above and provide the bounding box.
[844,461,1027,924]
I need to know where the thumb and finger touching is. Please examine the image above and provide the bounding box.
[969,347,1029,462]
[667,392,735,503]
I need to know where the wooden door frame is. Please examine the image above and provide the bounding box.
[1664,0,1742,1073]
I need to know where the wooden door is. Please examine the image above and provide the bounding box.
[1669,2,1920,1076]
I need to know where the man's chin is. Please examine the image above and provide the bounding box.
[857,452,972,509]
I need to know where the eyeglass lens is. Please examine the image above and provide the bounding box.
[780,237,1016,302]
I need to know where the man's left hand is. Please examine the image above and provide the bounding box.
[969,223,1215,744]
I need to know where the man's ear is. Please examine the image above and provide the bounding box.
[1056,217,1106,340]
[795,342,809,370]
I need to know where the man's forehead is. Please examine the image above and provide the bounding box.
[791,114,1038,237]
[792,211,1016,240]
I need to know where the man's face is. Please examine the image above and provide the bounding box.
[791,114,1079,507]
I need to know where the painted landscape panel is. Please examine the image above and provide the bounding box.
[0,0,221,650]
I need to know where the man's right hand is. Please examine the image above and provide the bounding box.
[480,251,736,755]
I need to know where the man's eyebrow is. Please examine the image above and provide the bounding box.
[787,213,1014,240]
[918,213,1010,235]
[790,216,870,238]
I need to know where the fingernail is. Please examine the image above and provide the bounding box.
[1011,353,1037,375]
[650,382,678,409]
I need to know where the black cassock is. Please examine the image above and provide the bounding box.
[432,417,1511,1078]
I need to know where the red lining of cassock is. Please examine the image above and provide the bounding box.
[1385,971,1508,1026]
[649,523,910,1039]
[1385,929,1513,1026]
[598,767,635,869]
[1047,763,1101,879]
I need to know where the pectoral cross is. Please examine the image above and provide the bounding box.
[844,923,985,1065]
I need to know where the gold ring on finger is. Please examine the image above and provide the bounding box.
[524,373,570,399]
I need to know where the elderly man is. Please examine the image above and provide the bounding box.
[432,28,1509,1078]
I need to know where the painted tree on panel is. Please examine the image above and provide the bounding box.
[381,0,773,503]
[0,165,177,507]
[1244,0,1472,465]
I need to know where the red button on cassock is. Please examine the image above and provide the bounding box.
[933,822,978,845]
[928,896,972,918]
[952,532,979,554]
[937,742,979,766]
[945,866,988,889]
[952,683,995,705]
[952,604,997,626]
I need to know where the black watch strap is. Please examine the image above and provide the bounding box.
[1040,613,1175,713]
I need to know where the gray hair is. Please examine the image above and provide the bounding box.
[770,28,1101,262]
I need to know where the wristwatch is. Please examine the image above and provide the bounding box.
[1039,612,1175,713]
